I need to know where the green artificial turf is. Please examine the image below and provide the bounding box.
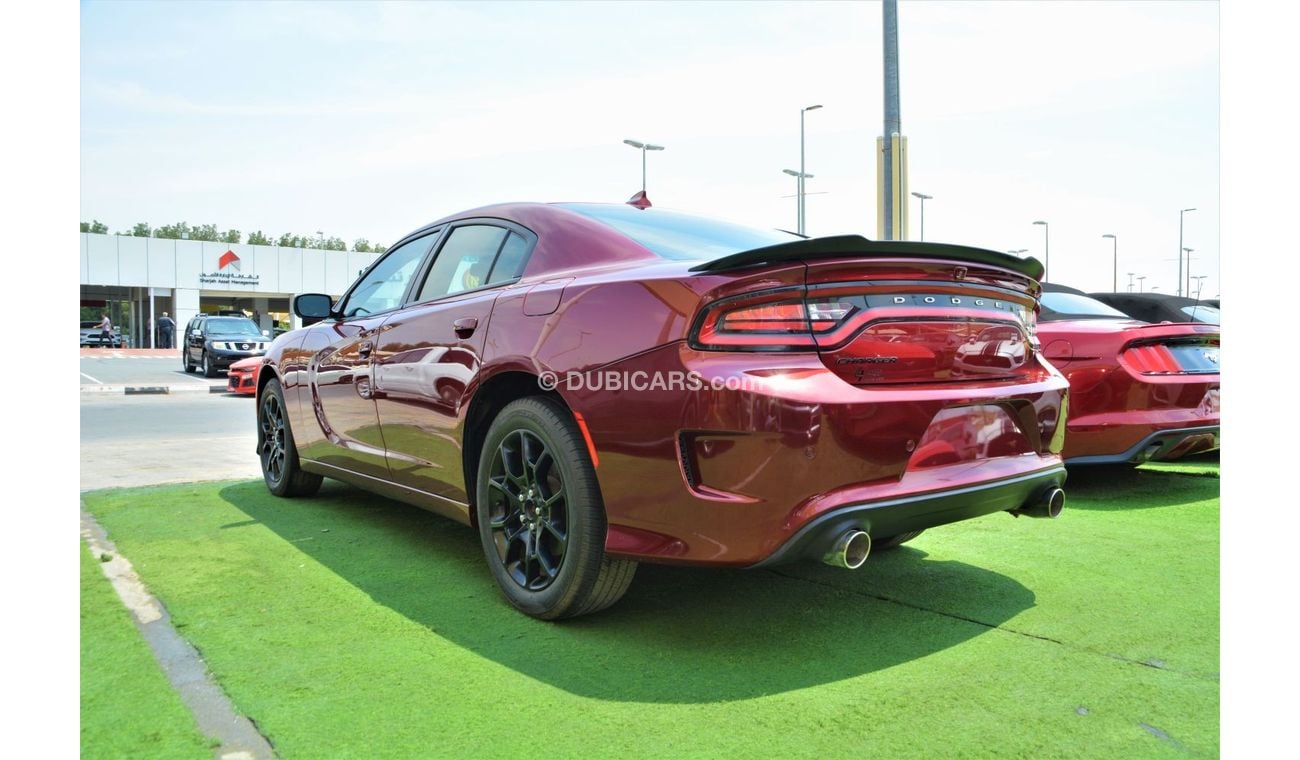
[79,543,212,759]
[82,462,1219,758]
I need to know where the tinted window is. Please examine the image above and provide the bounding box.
[559,203,801,261]
[341,234,434,318]
[1040,292,1130,321]
[488,232,530,284]
[416,225,507,302]
[1180,305,1221,324]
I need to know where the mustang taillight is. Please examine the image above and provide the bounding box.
[1122,342,1220,375]
[693,296,856,349]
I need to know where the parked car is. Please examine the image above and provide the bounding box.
[1088,292,1220,325]
[226,356,262,395]
[255,201,1070,619]
[1038,283,1219,465]
[80,320,124,348]
[182,315,271,377]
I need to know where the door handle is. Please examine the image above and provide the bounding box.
[358,340,373,357]
[453,317,478,338]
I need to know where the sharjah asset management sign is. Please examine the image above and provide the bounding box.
[199,250,261,286]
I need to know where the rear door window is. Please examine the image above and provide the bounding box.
[415,225,512,302]
[488,232,531,284]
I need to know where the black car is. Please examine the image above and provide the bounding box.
[1087,292,1220,325]
[182,315,271,377]
[80,320,124,348]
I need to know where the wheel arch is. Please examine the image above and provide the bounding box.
[463,369,576,527]
[254,362,281,405]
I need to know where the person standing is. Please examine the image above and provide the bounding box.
[159,312,176,349]
[99,313,112,348]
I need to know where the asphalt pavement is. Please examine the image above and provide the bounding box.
[80,356,261,490]
[80,350,229,393]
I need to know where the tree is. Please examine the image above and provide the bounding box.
[191,224,220,242]
[221,229,241,244]
[131,223,151,237]
[155,222,191,240]
[323,236,347,251]
[248,230,272,246]
[375,244,388,253]
[352,238,372,252]
[80,220,108,234]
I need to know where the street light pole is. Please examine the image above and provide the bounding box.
[1137,275,1146,292]
[1191,275,1208,300]
[1127,272,1135,292]
[911,192,932,241]
[1008,248,1028,256]
[799,105,822,236]
[1102,234,1117,291]
[1033,221,1049,281]
[783,169,814,233]
[1183,247,1194,289]
[623,139,665,193]
[1178,207,1196,297]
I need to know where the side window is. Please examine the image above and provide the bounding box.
[340,234,434,318]
[415,225,508,302]
[488,232,530,284]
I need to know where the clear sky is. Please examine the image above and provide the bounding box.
[80,0,1219,296]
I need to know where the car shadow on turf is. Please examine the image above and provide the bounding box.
[1063,464,1220,511]
[220,480,1035,704]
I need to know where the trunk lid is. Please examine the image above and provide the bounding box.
[803,257,1041,385]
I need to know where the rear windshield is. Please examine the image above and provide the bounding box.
[1181,305,1221,324]
[560,203,800,261]
[204,317,262,336]
[1040,292,1130,321]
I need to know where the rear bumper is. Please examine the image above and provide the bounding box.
[1066,425,1219,465]
[751,466,1066,567]
[572,342,1069,566]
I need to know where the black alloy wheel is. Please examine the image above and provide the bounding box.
[487,429,570,591]
[258,377,322,497]
[476,396,636,619]
[202,351,217,378]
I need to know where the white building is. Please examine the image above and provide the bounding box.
[79,233,380,347]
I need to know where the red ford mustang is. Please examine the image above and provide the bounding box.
[256,202,1069,618]
[1037,284,1219,464]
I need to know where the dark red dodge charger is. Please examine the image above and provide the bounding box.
[256,202,1070,618]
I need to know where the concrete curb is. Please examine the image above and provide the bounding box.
[81,505,276,759]
[82,385,233,395]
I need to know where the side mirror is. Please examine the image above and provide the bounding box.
[293,293,334,326]
[191,329,201,337]
[261,329,270,337]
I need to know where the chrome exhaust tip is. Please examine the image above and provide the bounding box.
[823,530,871,569]
[1013,486,1066,519]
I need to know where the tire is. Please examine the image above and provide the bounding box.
[476,396,636,620]
[872,530,925,551]
[258,377,323,497]
[183,350,196,373]
[202,351,217,378]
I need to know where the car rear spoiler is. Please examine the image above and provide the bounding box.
[688,234,1045,281]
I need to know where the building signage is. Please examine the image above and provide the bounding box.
[199,250,261,287]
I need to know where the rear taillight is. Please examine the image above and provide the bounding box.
[693,295,857,349]
[1122,342,1219,375]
